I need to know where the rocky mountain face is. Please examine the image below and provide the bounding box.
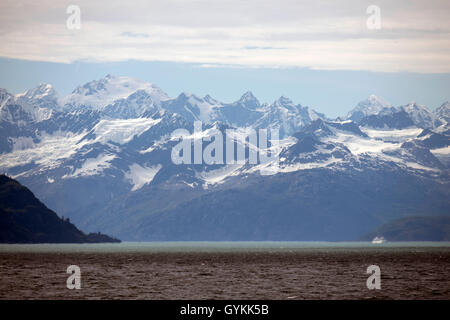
[0,76,449,240]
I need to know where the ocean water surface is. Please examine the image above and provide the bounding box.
[1,242,449,299]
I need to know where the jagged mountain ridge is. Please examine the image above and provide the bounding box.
[0,75,449,240]
[347,95,446,129]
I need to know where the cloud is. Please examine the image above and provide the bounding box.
[121,32,150,38]
[0,0,449,73]
[243,46,287,50]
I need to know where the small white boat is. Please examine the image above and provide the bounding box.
[372,236,386,244]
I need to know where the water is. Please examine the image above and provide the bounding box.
[1,242,449,299]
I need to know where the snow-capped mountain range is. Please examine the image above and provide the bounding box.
[1,75,449,241]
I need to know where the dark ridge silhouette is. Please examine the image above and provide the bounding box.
[0,174,120,243]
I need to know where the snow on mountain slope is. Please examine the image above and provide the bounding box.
[162,92,225,123]
[102,90,159,119]
[0,86,54,123]
[185,93,223,123]
[349,95,444,129]
[327,130,400,155]
[125,163,162,191]
[236,91,260,110]
[64,75,169,111]
[274,119,447,175]
[2,78,326,146]
[197,164,244,187]
[89,117,162,145]
[0,116,163,177]
[431,146,450,155]
[161,92,323,136]
[278,156,344,172]
[16,83,61,111]
[1,79,448,181]
[347,95,392,122]
[0,89,12,108]
[434,102,450,123]
[66,153,116,178]
[1,78,449,242]
[399,102,442,129]
[253,96,323,137]
[10,136,35,151]
[360,127,423,142]
[218,91,263,127]
[0,100,32,124]
[431,145,450,166]
[0,80,448,185]
[0,131,89,172]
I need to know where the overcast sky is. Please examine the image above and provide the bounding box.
[0,0,449,116]
[1,0,449,72]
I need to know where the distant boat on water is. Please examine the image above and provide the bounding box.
[372,236,386,244]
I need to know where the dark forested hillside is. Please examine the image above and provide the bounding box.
[0,174,120,243]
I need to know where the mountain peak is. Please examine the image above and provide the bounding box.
[274,96,294,106]
[347,94,392,122]
[434,101,450,122]
[178,92,197,100]
[367,94,388,103]
[366,94,391,107]
[20,83,58,100]
[204,94,219,105]
[236,90,260,109]
[402,101,430,111]
[399,101,439,128]
[14,83,61,114]
[437,101,450,112]
[0,88,13,105]
[65,75,169,110]
[239,90,256,101]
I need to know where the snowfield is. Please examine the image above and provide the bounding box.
[65,153,116,178]
[325,130,400,155]
[64,75,169,110]
[360,127,422,142]
[91,117,162,145]
[125,163,162,191]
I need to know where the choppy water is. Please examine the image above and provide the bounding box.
[1,242,449,299]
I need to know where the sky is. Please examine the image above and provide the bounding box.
[0,0,449,117]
